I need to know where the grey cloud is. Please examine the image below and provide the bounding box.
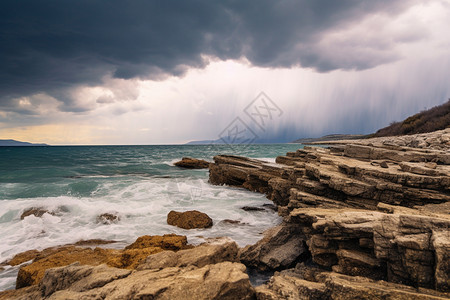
[0,0,421,112]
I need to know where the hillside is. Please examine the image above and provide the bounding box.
[0,139,48,146]
[372,99,450,137]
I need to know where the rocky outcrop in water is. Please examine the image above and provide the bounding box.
[174,157,210,169]
[96,213,120,224]
[20,208,52,220]
[210,130,450,297]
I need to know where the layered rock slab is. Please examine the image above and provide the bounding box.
[208,129,450,294]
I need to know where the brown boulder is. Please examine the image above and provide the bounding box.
[7,249,40,266]
[96,213,120,224]
[73,239,116,246]
[20,208,52,220]
[241,206,265,211]
[125,234,191,251]
[174,157,210,169]
[167,210,213,229]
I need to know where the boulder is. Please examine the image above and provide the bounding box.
[220,219,248,225]
[96,213,120,224]
[20,208,52,220]
[167,210,213,229]
[241,206,265,212]
[124,233,190,251]
[174,157,210,169]
[73,239,116,246]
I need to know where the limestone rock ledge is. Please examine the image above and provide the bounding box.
[209,129,450,295]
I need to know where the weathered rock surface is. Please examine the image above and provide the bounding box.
[256,270,450,300]
[241,206,266,211]
[138,237,238,270]
[167,210,213,229]
[13,234,190,289]
[125,233,190,251]
[1,240,253,300]
[240,225,307,271]
[288,208,450,291]
[40,262,253,300]
[209,129,450,294]
[174,157,210,169]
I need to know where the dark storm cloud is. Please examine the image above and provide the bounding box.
[0,0,418,112]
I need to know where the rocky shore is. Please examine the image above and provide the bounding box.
[1,129,449,299]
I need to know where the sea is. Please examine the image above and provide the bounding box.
[0,143,303,291]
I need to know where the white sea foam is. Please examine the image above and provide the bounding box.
[256,157,277,163]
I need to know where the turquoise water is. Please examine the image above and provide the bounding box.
[0,144,302,290]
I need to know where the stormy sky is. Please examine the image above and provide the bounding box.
[1,0,449,144]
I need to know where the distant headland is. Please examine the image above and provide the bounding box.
[0,139,48,146]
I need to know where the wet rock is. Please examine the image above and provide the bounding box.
[7,250,40,266]
[73,239,117,246]
[167,210,213,229]
[96,213,120,224]
[241,206,265,212]
[263,203,277,211]
[125,234,190,251]
[220,219,249,225]
[240,225,307,271]
[174,157,210,169]
[20,208,52,220]
[221,219,241,224]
